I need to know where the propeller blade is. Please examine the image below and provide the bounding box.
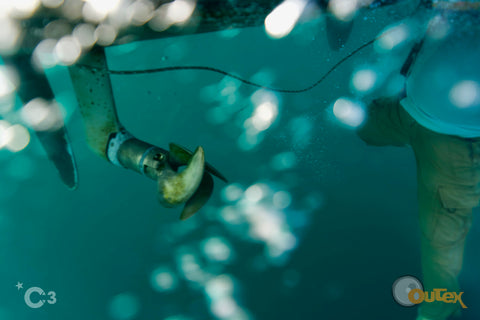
[180,172,214,220]
[169,143,227,182]
[157,146,205,207]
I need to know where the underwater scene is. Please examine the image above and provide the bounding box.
[0,0,479,319]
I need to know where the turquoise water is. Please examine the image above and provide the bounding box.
[1,2,480,320]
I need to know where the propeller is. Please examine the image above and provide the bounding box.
[112,134,226,220]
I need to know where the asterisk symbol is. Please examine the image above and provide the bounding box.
[15,282,23,290]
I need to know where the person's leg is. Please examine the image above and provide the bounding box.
[412,129,479,319]
[416,181,473,319]
[357,97,478,319]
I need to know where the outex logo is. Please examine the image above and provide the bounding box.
[392,276,467,309]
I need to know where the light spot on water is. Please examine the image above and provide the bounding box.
[205,275,234,301]
[5,124,30,152]
[328,0,358,21]
[55,36,81,65]
[247,90,279,133]
[0,18,21,54]
[351,68,377,93]
[210,297,238,319]
[251,101,278,131]
[73,23,97,49]
[244,184,267,203]
[271,152,297,170]
[332,98,365,128]
[218,181,309,266]
[21,98,64,131]
[126,0,154,26]
[0,120,11,149]
[150,266,178,292]
[427,15,450,40]
[246,205,294,252]
[264,0,307,39]
[236,90,280,150]
[375,23,409,52]
[165,0,196,24]
[449,80,480,108]
[0,95,15,114]
[10,0,40,19]
[176,251,207,283]
[60,0,83,20]
[41,0,64,9]
[83,0,121,22]
[222,184,244,202]
[202,237,233,262]
[95,23,117,46]
[149,0,196,31]
[273,191,292,209]
[220,206,243,224]
[250,69,276,87]
[108,293,140,320]
[237,132,260,150]
[220,80,239,97]
[32,39,59,69]
[0,66,16,99]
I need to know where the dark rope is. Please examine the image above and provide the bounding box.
[78,20,413,94]
[107,37,376,93]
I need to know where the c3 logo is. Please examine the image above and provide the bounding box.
[24,287,57,309]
